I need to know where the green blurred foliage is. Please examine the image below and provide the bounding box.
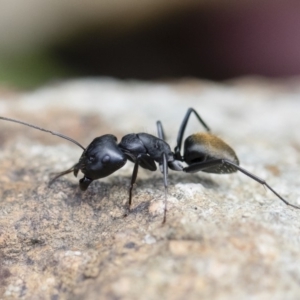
[0,52,73,89]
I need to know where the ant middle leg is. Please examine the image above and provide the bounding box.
[126,154,156,216]
[156,121,166,140]
[161,152,168,224]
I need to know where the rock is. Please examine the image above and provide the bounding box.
[0,78,300,299]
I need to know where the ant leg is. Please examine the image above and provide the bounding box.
[184,159,300,209]
[128,160,139,212]
[126,154,155,215]
[175,108,211,158]
[156,121,166,140]
[161,153,168,224]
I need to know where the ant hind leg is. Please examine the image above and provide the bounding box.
[184,159,300,210]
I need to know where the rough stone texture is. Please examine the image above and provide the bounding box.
[0,78,300,299]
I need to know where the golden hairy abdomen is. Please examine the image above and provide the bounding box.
[184,133,239,166]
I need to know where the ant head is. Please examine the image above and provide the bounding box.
[79,135,127,180]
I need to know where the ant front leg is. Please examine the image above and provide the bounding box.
[126,152,169,224]
[184,159,300,210]
[126,153,155,216]
[175,108,211,159]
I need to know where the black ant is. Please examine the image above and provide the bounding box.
[0,108,298,224]
[0,115,182,223]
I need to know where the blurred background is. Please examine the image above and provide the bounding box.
[1,0,300,89]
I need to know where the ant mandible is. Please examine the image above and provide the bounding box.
[0,108,298,224]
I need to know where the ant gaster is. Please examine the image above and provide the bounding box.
[0,108,299,224]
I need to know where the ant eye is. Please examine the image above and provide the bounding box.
[102,155,110,164]
[88,155,95,162]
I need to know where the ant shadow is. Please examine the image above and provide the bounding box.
[48,171,219,211]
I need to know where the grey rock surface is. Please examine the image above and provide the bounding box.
[0,78,300,299]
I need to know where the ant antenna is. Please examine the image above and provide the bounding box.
[0,116,85,150]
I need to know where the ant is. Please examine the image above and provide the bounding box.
[0,108,299,224]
